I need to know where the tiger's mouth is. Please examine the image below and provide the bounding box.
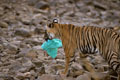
[44,34,53,41]
[44,31,55,41]
[47,33,55,40]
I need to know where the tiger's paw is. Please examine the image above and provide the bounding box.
[61,71,66,74]
[57,70,67,77]
[60,71,67,79]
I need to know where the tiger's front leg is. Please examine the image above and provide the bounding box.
[62,55,70,75]
[61,45,75,75]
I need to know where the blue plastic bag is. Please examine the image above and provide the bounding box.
[41,39,62,58]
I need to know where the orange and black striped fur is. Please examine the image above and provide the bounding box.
[45,19,120,79]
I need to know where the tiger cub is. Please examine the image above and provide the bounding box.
[45,19,120,80]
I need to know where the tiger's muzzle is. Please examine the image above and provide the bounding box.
[44,30,55,41]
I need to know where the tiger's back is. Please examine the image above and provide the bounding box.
[77,26,120,55]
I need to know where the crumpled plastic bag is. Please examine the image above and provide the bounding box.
[41,39,62,58]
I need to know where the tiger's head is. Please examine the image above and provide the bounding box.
[44,19,60,40]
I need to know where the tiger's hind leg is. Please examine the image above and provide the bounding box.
[117,67,120,80]
[118,75,120,80]
[79,53,96,72]
[107,51,120,80]
[79,53,88,58]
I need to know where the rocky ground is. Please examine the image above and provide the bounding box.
[0,0,120,80]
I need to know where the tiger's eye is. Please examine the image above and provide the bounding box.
[48,24,52,28]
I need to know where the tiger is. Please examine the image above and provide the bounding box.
[44,19,120,80]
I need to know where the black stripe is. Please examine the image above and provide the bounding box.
[107,52,114,64]
[114,34,119,42]
[111,61,119,68]
[81,27,84,51]
[76,27,80,49]
[115,63,120,71]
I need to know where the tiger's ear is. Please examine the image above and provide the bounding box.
[53,19,58,23]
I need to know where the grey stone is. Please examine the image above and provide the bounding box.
[35,1,49,10]
[14,28,32,37]
[38,74,56,80]
[5,43,18,54]
[34,27,45,34]
[0,21,8,28]
[76,73,91,80]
